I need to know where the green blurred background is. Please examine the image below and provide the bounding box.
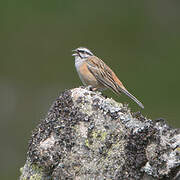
[1,0,180,179]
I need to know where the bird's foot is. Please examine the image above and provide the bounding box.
[86,85,96,91]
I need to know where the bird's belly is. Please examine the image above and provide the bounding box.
[78,63,98,86]
[76,61,101,88]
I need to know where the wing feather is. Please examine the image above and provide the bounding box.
[86,56,144,109]
[86,56,120,94]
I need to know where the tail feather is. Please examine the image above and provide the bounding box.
[119,87,144,109]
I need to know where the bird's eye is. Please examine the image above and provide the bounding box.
[78,50,85,53]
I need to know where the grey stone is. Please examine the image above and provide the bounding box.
[20,87,180,180]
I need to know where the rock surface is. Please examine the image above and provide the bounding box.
[20,87,180,180]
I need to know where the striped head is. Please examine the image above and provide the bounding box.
[72,47,94,59]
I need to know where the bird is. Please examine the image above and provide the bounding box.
[72,47,144,109]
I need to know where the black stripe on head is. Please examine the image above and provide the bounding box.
[77,47,94,56]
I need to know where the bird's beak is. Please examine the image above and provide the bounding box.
[72,49,78,56]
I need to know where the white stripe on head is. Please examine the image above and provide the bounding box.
[76,47,94,56]
[72,47,94,59]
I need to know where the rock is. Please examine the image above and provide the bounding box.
[20,87,180,180]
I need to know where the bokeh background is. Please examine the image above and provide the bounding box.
[1,0,180,179]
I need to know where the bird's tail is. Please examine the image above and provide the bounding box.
[118,86,144,109]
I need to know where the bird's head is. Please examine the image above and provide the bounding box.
[72,47,94,59]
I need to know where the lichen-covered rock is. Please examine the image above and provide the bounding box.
[20,87,180,180]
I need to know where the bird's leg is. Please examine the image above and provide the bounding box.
[86,85,94,91]
[91,87,98,91]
